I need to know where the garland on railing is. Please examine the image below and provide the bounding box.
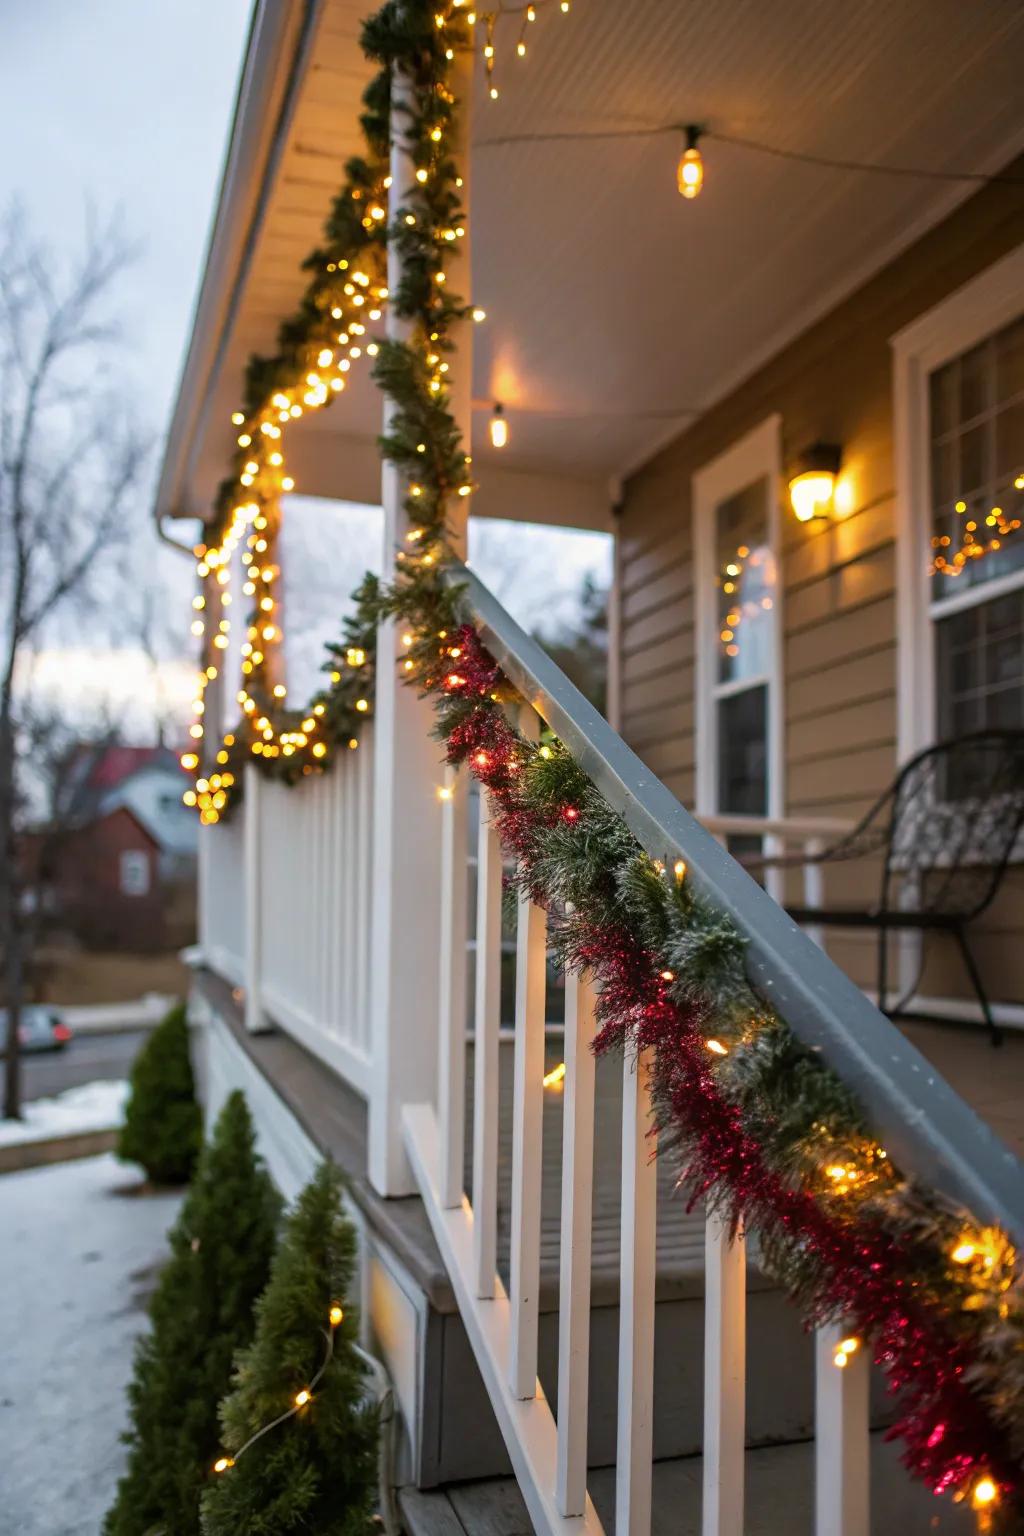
[185,0,1024,1520]
[414,620,1023,1524]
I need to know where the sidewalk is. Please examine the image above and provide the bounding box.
[0,1153,182,1535]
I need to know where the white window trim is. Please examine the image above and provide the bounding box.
[693,414,785,819]
[892,242,1024,760]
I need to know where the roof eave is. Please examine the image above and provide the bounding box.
[153,0,323,525]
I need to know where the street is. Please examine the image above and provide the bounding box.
[0,1028,146,1105]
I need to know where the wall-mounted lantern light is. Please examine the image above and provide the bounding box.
[789,442,841,523]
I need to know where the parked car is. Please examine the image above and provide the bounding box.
[0,1006,72,1052]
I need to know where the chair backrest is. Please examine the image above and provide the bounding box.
[882,730,1024,920]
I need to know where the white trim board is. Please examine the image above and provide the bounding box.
[693,415,785,823]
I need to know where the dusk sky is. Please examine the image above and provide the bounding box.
[1,2,608,735]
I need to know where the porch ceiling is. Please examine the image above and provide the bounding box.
[158,0,1024,527]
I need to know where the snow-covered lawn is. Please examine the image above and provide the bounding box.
[0,1078,128,1145]
[0,1153,182,1535]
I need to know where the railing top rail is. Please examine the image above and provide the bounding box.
[700,811,854,840]
[452,561,1024,1243]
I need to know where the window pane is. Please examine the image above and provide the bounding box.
[715,477,776,686]
[929,359,957,439]
[928,311,1024,600]
[717,685,768,816]
[936,590,1024,741]
[996,316,1024,401]
[959,340,990,423]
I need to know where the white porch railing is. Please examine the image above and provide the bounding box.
[198,726,375,1097]
[405,742,872,1536]
[700,811,854,951]
[401,562,1023,1536]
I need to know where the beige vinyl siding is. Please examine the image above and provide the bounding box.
[619,163,1024,1004]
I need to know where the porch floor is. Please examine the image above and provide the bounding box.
[471,1037,714,1308]
[398,1427,974,1535]
[473,1013,1024,1308]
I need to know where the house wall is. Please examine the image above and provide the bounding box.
[619,168,1024,1005]
[54,808,170,952]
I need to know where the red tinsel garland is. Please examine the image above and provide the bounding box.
[436,621,1020,1515]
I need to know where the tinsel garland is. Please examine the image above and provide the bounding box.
[408,619,1024,1521]
[186,0,1024,1518]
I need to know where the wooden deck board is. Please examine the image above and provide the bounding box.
[401,1429,975,1536]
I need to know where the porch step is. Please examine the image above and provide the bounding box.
[398,1431,975,1535]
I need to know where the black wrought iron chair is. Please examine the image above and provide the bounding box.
[751,731,1024,1046]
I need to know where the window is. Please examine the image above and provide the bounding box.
[894,246,1024,759]
[694,417,783,828]
[120,849,150,897]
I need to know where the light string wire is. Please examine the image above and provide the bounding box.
[211,1304,344,1475]
[474,120,1024,187]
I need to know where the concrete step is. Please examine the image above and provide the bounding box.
[400,1431,975,1535]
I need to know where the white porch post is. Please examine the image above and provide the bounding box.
[243,763,268,1032]
[368,49,472,1198]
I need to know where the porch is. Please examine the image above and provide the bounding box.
[161,0,1024,1530]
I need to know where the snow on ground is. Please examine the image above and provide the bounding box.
[0,1079,127,1145]
[0,1153,182,1534]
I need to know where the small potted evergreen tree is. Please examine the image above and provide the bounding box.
[117,1001,202,1185]
[105,1091,281,1536]
[201,1161,377,1535]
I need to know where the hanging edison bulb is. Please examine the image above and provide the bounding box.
[677,125,704,200]
[490,402,508,449]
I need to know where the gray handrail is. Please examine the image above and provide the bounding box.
[451,560,1024,1244]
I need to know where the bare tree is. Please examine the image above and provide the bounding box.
[0,206,148,1120]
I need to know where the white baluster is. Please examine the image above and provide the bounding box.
[508,889,546,1399]
[438,764,468,1209]
[344,746,359,1044]
[702,1211,746,1536]
[815,1323,870,1536]
[555,971,597,1517]
[616,1047,657,1536]
[764,831,785,905]
[804,836,826,952]
[356,734,374,1055]
[473,792,502,1298]
[243,764,267,1032]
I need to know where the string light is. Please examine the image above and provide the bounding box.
[833,1335,860,1368]
[489,401,508,448]
[211,1303,345,1477]
[542,1062,566,1088]
[476,0,574,103]
[930,485,1023,578]
[677,124,704,199]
